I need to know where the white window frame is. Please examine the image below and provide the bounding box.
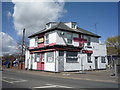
[34,53,40,62]
[46,52,54,63]
[67,33,73,44]
[45,34,49,45]
[66,51,78,63]
[41,53,45,62]
[34,36,38,47]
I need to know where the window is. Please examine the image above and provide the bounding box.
[67,33,72,44]
[46,52,54,63]
[35,37,38,47]
[101,57,106,63]
[66,51,78,63]
[45,34,49,44]
[42,53,45,62]
[34,53,40,62]
[87,36,91,46]
[71,22,76,29]
[87,54,92,63]
[38,37,44,43]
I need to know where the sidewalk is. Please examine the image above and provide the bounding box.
[3,68,119,84]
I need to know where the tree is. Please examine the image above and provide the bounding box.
[106,36,120,55]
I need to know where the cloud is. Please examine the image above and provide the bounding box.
[12,0,66,37]
[0,32,18,55]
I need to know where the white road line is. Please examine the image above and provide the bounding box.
[32,84,73,88]
[2,77,27,84]
[33,85,57,88]
[55,85,73,88]
[12,80,27,83]
[2,79,13,84]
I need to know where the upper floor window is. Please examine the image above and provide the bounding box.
[38,37,44,43]
[45,34,49,44]
[35,37,38,47]
[87,36,91,46]
[67,33,72,44]
[101,57,106,63]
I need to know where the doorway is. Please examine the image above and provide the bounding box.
[95,57,98,69]
[58,51,64,72]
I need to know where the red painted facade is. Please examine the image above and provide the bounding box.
[49,43,56,46]
[38,43,45,48]
[82,50,93,54]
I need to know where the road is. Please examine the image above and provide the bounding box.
[2,70,119,90]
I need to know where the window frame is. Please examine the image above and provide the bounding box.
[87,36,91,46]
[66,51,78,63]
[67,33,73,44]
[34,36,38,47]
[41,53,45,62]
[34,53,40,62]
[45,34,49,44]
[46,52,54,63]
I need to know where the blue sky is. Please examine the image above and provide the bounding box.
[2,2,118,43]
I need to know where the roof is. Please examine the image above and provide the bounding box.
[28,22,101,38]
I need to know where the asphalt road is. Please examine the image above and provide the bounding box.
[2,70,119,90]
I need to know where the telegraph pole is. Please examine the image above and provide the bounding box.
[21,28,25,69]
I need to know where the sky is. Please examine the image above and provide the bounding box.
[1,1,118,55]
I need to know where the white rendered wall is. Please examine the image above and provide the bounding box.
[28,54,37,70]
[92,43,108,69]
[30,38,35,47]
[47,31,57,44]
[56,30,79,46]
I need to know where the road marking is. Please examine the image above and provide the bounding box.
[2,77,27,84]
[2,79,13,84]
[32,83,73,88]
[12,80,27,83]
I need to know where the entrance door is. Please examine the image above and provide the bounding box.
[95,57,98,69]
[58,51,64,72]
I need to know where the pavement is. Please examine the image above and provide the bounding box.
[2,67,119,84]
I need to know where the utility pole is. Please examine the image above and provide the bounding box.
[21,28,25,69]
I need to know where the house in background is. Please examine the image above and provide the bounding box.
[25,22,108,72]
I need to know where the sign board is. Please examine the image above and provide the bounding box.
[38,37,44,43]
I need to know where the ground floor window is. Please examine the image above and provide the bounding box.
[87,54,92,63]
[66,51,78,63]
[46,52,54,63]
[41,53,45,62]
[35,53,40,62]
[101,56,106,63]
